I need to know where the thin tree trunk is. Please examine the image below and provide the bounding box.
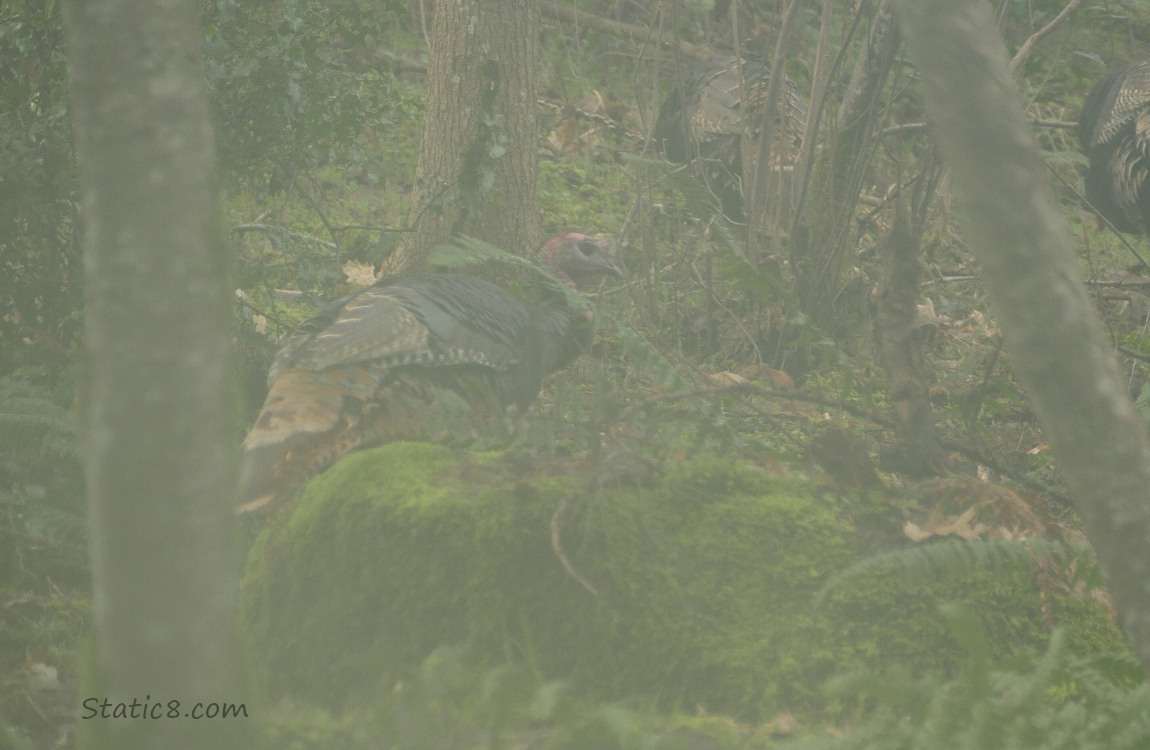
[392,0,542,276]
[893,0,1150,673]
[876,210,947,474]
[62,0,247,747]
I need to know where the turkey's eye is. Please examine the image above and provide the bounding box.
[577,240,598,257]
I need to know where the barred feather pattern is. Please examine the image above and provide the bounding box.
[239,234,622,512]
[654,55,807,222]
[1079,60,1150,234]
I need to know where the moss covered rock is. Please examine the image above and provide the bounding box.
[240,443,1123,720]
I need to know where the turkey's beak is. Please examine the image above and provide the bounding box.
[597,239,626,279]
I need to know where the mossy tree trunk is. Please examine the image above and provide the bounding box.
[893,0,1150,674]
[391,0,542,276]
[62,0,247,747]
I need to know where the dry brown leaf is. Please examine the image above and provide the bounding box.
[739,363,794,390]
[545,115,603,155]
[916,298,945,327]
[708,370,749,387]
[23,661,59,692]
[762,711,799,736]
[904,505,986,542]
[903,519,931,542]
[343,259,378,288]
[576,89,607,114]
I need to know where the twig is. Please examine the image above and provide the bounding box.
[1084,279,1150,289]
[1055,171,1150,274]
[233,290,292,331]
[375,46,427,74]
[1118,345,1150,363]
[880,117,1075,139]
[623,380,1073,505]
[232,223,337,249]
[1009,0,1084,76]
[540,0,709,59]
[550,492,599,596]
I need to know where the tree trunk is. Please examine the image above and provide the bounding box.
[62,0,247,747]
[892,0,1150,674]
[392,0,542,276]
[875,210,947,474]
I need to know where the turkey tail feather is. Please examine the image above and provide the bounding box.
[237,233,621,513]
[239,366,379,511]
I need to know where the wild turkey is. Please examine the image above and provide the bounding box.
[1079,60,1150,234]
[653,55,806,223]
[238,233,623,512]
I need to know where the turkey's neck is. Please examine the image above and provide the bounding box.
[536,290,591,372]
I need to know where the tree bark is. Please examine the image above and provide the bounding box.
[892,0,1150,673]
[876,211,947,474]
[62,0,247,747]
[392,0,542,276]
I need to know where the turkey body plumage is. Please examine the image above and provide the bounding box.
[653,55,806,223]
[239,234,622,512]
[1079,60,1150,234]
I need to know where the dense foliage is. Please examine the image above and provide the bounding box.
[202,0,405,194]
[6,0,1150,746]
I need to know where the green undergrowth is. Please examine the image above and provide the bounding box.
[538,156,636,234]
[240,442,1125,732]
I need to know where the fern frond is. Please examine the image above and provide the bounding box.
[429,236,586,307]
[614,323,690,393]
[428,236,537,272]
[1136,381,1150,423]
[814,537,1085,608]
[0,369,78,457]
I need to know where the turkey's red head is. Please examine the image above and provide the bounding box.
[537,233,624,291]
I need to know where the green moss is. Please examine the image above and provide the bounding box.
[240,444,1126,723]
[538,157,633,233]
[241,442,583,705]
